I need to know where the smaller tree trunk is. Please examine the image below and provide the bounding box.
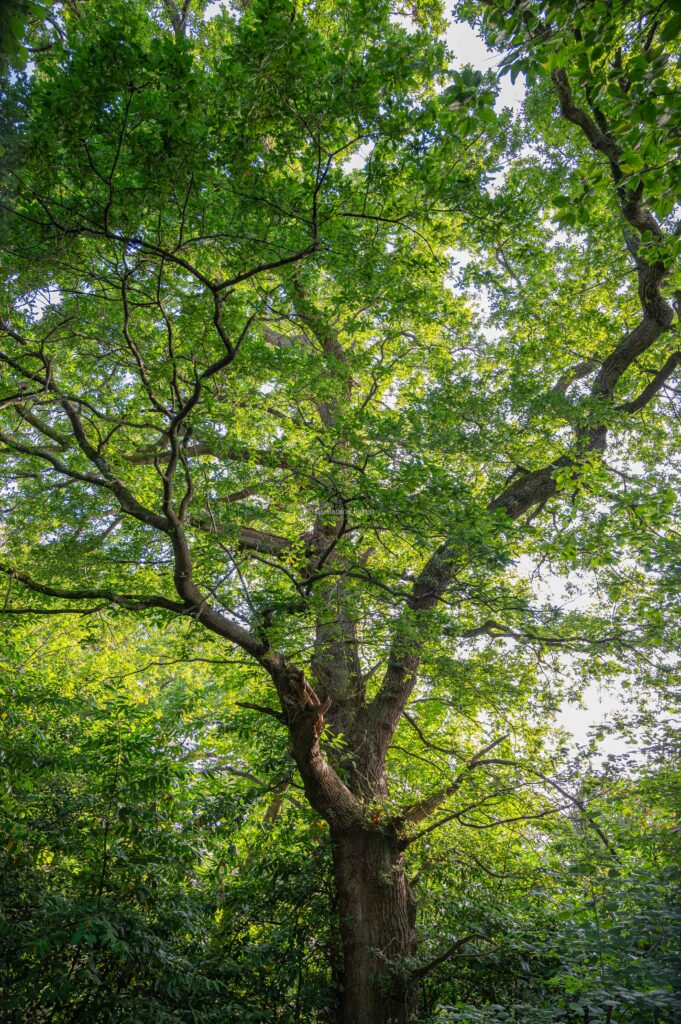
[332,825,417,1024]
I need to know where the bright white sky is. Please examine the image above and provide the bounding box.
[446,19,526,111]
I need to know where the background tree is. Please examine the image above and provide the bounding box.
[1,0,679,1021]
[0,615,340,1022]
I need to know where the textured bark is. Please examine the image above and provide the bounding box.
[332,826,418,1024]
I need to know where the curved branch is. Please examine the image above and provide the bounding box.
[396,735,509,827]
[412,933,491,980]
[618,351,681,413]
[0,561,187,614]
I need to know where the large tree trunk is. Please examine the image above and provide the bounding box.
[332,825,418,1024]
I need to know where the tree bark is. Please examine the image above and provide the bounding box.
[331,825,418,1024]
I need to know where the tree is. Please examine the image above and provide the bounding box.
[0,0,679,1020]
[0,614,341,1022]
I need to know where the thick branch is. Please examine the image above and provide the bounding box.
[618,351,681,413]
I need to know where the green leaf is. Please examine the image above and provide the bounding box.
[660,13,681,41]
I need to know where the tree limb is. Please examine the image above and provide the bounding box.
[412,933,491,980]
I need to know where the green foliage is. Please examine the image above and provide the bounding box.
[3,615,679,1021]
[425,766,681,1023]
[0,0,680,1021]
[0,616,339,1021]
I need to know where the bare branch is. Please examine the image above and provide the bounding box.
[412,933,491,980]
[397,735,509,827]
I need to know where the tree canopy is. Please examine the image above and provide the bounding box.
[1,1,680,1022]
